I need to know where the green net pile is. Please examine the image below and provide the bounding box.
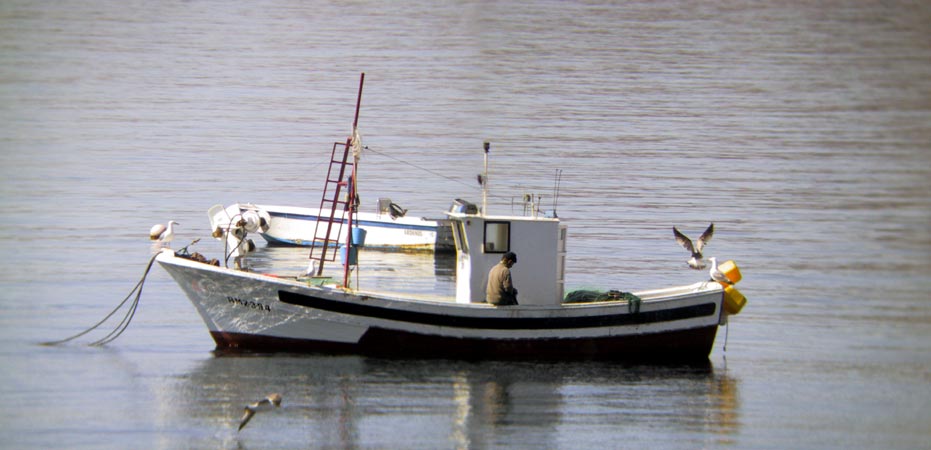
[563,289,641,304]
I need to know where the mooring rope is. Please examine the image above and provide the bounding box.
[723,319,730,353]
[40,252,160,347]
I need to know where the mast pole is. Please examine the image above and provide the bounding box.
[353,73,364,128]
[345,73,365,288]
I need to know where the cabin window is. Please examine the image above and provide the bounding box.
[483,221,510,253]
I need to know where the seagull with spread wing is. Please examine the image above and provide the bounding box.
[238,393,282,431]
[673,223,714,270]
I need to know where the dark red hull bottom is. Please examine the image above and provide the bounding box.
[210,325,719,361]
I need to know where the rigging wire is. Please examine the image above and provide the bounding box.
[364,146,479,191]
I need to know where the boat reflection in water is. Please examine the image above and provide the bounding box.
[165,355,739,448]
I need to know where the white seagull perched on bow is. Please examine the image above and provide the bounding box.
[149,221,178,247]
[673,223,714,269]
[707,257,734,285]
[238,393,282,431]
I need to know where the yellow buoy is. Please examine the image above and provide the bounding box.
[717,260,742,285]
[723,285,747,315]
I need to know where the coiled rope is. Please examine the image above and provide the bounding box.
[41,251,161,347]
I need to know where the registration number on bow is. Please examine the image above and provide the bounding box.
[227,296,271,312]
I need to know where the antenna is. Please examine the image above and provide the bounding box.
[482,141,490,215]
[552,169,562,218]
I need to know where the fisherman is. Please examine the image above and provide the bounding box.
[486,252,518,306]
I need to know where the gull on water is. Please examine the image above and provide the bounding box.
[707,257,734,285]
[238,393,282,431]
[673,223,714,270]
[149,221,178,247]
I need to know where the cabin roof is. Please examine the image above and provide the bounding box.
[445,211,561,223]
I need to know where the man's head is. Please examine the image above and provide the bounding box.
[502,252,517,267]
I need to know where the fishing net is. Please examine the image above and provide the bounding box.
[563,289,641,304]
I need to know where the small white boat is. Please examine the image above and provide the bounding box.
[230,201,454,252]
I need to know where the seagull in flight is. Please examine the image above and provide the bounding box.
[149,221,178,247]
[238,393,282,431]
[707,257,734,285]
[673,223,714,269]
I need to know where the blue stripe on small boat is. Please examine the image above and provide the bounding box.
[266,211,437,232]
[260,232,413,249]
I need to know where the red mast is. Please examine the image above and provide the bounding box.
[343,73,364,288]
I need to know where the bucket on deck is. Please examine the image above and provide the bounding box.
[340,246,358,266]
[352,228,367,247]
[723,285,747,315]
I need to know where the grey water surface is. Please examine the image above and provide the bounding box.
[1,1,929,448]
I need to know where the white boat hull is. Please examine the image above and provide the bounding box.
[157,251,725,361]
[242,204,453,252]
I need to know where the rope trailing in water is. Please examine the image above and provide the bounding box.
[41,252,160,347]
[723,318,730,353]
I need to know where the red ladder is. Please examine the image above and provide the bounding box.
[307,139,355,274]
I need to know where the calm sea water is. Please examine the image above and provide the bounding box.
[1,1,929,448]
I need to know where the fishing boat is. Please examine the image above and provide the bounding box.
[156,74,747,361]
[223,202,454,252]
[157,199,744,360]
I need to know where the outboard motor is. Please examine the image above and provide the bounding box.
[388,202,407,219]
[378,197,407,219]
